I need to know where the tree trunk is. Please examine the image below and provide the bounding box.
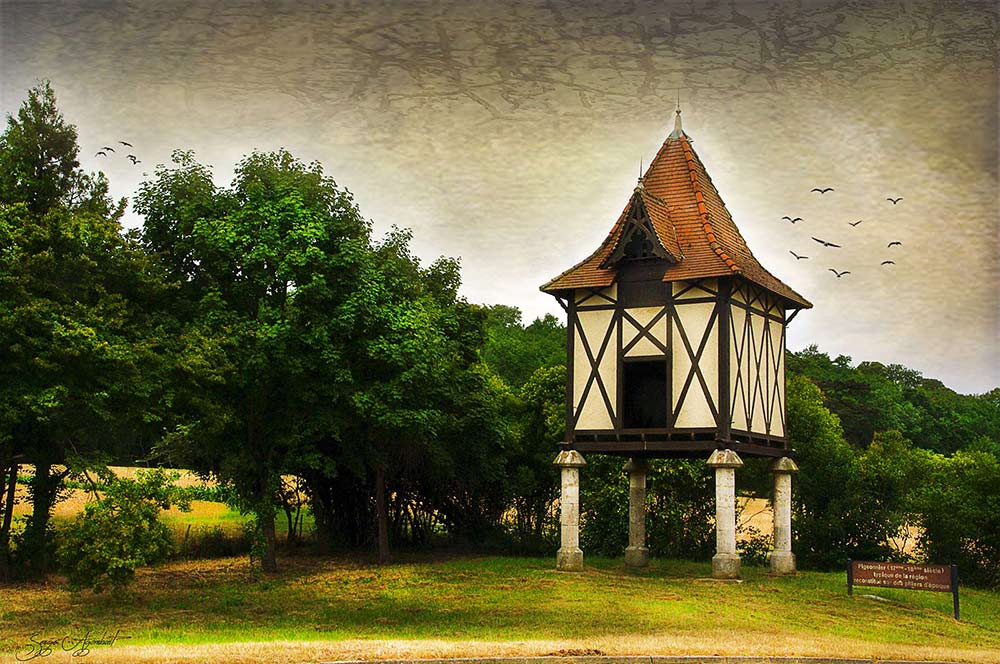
[283,505,295,545]
[260,509,278,573]
[375,465,390,564]
[23,459,58,576]
[0,462,18,582]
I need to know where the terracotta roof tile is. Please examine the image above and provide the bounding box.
[541,128,811,310]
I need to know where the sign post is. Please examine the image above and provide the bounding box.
[847,560,959,620]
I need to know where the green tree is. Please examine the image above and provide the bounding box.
[0,81,116,217]
[482,305,565,388]
[787,375,910,568]
[135,149,370,572]
[334,228,509,561]
[787,345,999,454]
[908,449,1000,587]
[786,347,918,447]
[0,83,161,578]
[504,364,564,546]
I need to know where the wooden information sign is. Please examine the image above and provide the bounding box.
[847,559,960,619]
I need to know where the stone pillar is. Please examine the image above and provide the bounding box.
[623,458,649,568]
[553,449,586,571]
[707,448,743,579]
[769,456,799,575]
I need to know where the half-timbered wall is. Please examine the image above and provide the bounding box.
[729,280,785,439]
[569,277,786,443]
[572,286,618,430]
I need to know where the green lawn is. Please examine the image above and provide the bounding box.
[1,554,998,663]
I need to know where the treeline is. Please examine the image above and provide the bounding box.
[0,83,562,586]
[1,83,997,590]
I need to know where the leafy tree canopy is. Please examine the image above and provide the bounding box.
[135,148,371,572]
[788,345,999,453]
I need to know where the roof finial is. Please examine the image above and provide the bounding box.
[635,157,644,191]
[670,90,684,137]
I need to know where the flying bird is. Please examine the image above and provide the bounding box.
[881,260,895,266]
[119,141,133,147]
[789,250,808,260]
[127,155,140,164]
[95,150,107,157]
[102,146,115,152]
[887,197,903,204]
[812,236,841,248]
[811,187,835,194]
[782,216,803,223]
[828,269,850,278]
[887,241,902,248]
[848,220,863,227]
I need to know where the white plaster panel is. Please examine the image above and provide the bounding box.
[771,321,786,437]
[574,309,616,430]
[624,306,667,357]
[750,310,767,434]
[674,278,717,299]
[576,284,617,307]
[673,301,718,428]
[729,303,748,432]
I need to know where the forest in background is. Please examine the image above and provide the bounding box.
[1,83,997,593]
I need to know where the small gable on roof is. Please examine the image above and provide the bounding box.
[601,188,681,268]
[540,110,811,310]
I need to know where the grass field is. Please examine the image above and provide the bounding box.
[1,554,998,664]
[11,466,314,543]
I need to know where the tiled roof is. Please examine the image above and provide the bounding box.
[541,125,811,309]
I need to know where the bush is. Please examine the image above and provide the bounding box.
[737,525,771,567]
[57,469,190,593]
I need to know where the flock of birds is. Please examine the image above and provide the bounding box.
[782,186,905,279]
[95,140,140,165]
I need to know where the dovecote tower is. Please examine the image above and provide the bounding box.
[541,109,811,578]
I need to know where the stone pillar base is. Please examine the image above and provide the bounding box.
[768,551,796,575]
[624,545,649,569]
[556,548,584,572]
[712,553,741,579]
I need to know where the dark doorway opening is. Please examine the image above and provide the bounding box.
[623,360,668,428]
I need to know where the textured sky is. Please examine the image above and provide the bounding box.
[2,0,997,393]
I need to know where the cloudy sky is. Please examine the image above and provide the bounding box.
[2,0,997,393]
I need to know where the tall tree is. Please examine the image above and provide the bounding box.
[338,228,508,561]
[0,83,154,578]
[0,81,115,217]
[135,149,370,572]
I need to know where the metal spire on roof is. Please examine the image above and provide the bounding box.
[635,158,644,191]
[669,95,684,138]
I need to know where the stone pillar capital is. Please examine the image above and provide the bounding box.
[770,456,799,474]
[553,449,586,468]
[623,457,649,474]
[707,448,744,469]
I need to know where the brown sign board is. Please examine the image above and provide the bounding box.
[847,559,960,619]
[851,560,952,592]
